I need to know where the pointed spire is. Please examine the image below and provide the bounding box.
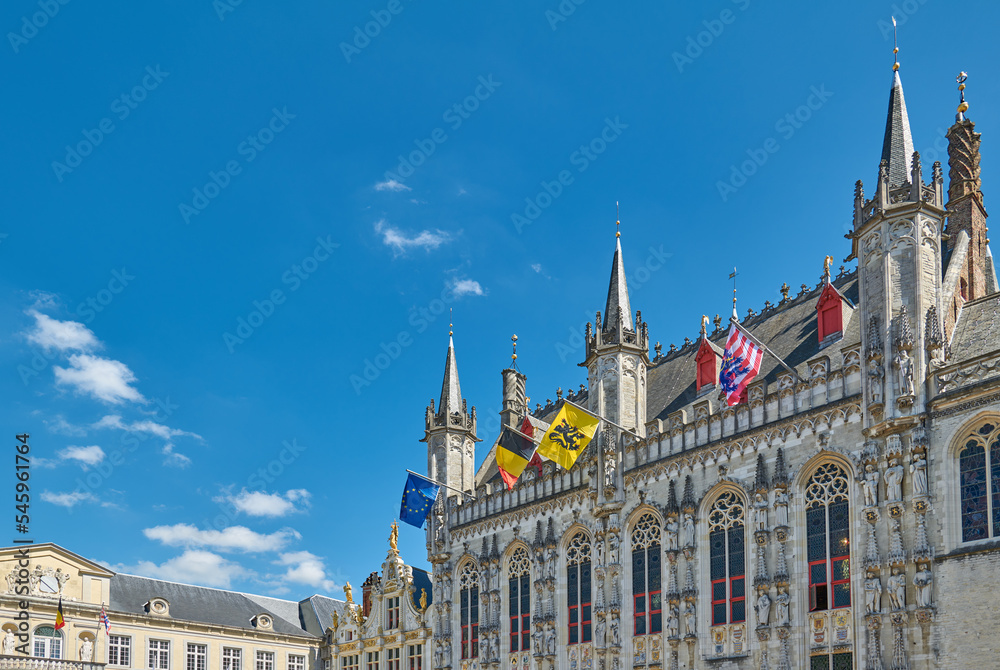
[774,448,788,487]
[681,475,696,511]
[880,68,915,188]
[438,328,463,414]
[603,228,633,333]
[754,453,770,492]
[666,480,679,515]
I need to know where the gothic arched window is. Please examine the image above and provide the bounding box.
[959,421,1000,542]
[507,547,531,653]
[631,513,662,636]
[805,463,851,612]
[566,532,592,645]
[708,491,746,626]
[459,562,480,659]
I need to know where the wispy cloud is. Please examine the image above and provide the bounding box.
[42,490,100,508]
[120,550,250,589]
[45,415,87,437]
[531,263,542,273]
[25,311,100,352]
[59,445,106,468]
[374,220,450,256]
[143,524,301,553]
[162,443,192,468]
[448,278,486,298]
[374,179,411,192]
[54,354,145,404]
[93,415,201,441]
[273,551,337,592]
[217,489,311,518]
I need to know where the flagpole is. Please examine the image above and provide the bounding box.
[729,317,802,382]
[405,470,477,500]
[562,399,641,438]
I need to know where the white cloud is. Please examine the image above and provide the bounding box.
[162,443,192,468]
[143,524,301,553]
[54,354,145,404]
[448,278,486,298]
[45,415,87,437]
[93,415,201,441]
[374,220,450,256]
[274,551,336,592]
[219,489,312,518]
[59,445,105,468]
[374,179,411,192]
[25,311,100,352]
[531,264,542,273]
[42,490,98,508]
[123,550,249,589]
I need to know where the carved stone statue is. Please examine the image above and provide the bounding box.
[914,565,932,608]
[887,568,906,611]
[3,630,15,655]
[681,513,695,547]
[684,602,697,636]
[667,606,679,638]
[865,574,882,614]
[81,639,93,662]
[753,493,768,532]
[419,588,428,611]
[595,616,606,647]
[546,548,558,580]
[884,458,904,502]
[595,536,606,566]
[756,592,771,625]
[608,533,621,564]
[895,349,914,396]
[488,633,498,661]
[389,520,398,552]
[344,581,353,603]
[604,452,616,489]
[434,640,443,668]
[332,612,339,629]
[545,623,556,656]
[443,573,453,601]
[775,588,790,626]
[433,504,445,544]
[863,464,880,507]
[665,518,679,550]
[910,454,928,496]
[774,490,789,527]
[868,358,884,404]
[609,612,621,647]
[442,639,451,663]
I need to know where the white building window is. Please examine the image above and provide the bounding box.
[288,655,305,670]
[32,626,62,659]
[385,648,399,670]
[187,644,207,670]
[386,597,400,630]
[406,645,422,670]
[366,651,379,670]
[108,635,131,667]
[341,657,359,670]
[149,640,170,670]
[223,648,242,670]
[256,651,275,670]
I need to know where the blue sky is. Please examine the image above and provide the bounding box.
[2,0,997,599]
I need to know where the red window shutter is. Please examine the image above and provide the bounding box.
[695,340,717,391]
[816,284,844,341]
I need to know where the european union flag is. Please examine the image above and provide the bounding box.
[399,472,440,528]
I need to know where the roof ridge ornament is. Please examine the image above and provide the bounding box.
[892,16,899,72]
[957,71,969,122]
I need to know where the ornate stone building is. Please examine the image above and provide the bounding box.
[420,66,1000,669]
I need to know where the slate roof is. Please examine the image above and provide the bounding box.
[300,594,350,637]
[880,70,915,188]
[950,293,1000,361]
[110,573,317,637]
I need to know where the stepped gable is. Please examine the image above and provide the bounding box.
[948,293,1000,363]
[647,271,859,421]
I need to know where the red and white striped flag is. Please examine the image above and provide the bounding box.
[719,324,764,405]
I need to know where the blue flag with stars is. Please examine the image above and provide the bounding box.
[399,472,440,528]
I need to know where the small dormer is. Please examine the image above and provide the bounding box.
[144,597,170,616]
[250,613,273,630]
[694,317,723,395]
[816,262,853,345]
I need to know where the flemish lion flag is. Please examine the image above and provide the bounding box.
[535,403,600,470]
[55,597,65,630]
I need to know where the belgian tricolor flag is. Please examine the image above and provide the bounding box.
[496,419,538,490]
[55,597,65,630]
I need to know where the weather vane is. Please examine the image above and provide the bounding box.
[449,308,453,337]
[511,334,518,367]
[616,201,621,238]
[729,267,739,316]
[892,16,899,71]
[957,71,969,121]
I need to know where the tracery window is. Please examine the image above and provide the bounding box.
[631,513,662,636]
[708,492,746,626]
[566,531,592,645]
[459,562,480,659]
[805,463,851,611]
[507,547,531,652]
[959,422,1000,542]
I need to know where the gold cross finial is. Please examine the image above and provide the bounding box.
[616,201,620,238]
[892,17,900,71]
[449,308,453,336]
[957,72,969,119]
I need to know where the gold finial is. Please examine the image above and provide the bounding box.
[957,72,969,119]
[892,17,900,71]
[389,520,398,552]
[511,334,518,363]
[824,255,834,282]
[729,267,739,318]
[449,308,453,337]
[616,201,621,238]
[700,315,709,338]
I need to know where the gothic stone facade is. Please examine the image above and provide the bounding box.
[420,68,1000,670]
